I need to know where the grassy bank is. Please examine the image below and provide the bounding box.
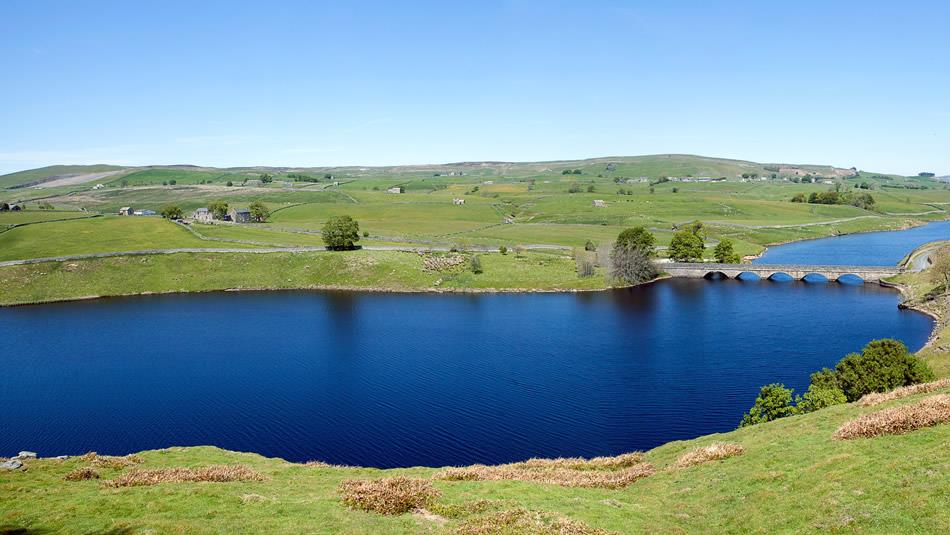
[0,249,607,306]
[2,382,947,534]
[886,268,950,377]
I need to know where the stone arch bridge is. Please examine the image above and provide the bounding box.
[662,262,902,283]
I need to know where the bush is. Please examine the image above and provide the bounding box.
[576,256,594,278]
[568,182,582,193]
[834,339,935,401]
[470,255,483,274]
[614,227,655,256]
[322,215,361,250]
[362,231,369,238]
[64,467,100,481]
[339,477,440,515]
[226,181,233,187]
[739,383,797,427]
[796,383,847,413]
[160,205,183,220]
[584,240,596,251]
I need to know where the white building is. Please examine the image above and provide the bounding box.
[193,207,213,223]
[592,199,607,208]
[452,198,465,205]
[386,186,403,194]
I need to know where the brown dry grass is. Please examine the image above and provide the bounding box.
[104,465,266,488]
[673,442,745,469]
[64,467,100,481]
[834,394,950,440]
[858,378,950,406]
[434,452,653,489]
[339,476,441,515]
[80,452,144,470]
[456,508,615,535]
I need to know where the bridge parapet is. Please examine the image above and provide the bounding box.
[661,262,902,283]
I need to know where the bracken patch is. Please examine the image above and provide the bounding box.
[834,394,950,440]
[81,452,144,470]
[339,476,440,515]
[859,378,950,406]
[673,443,745,469]
[104,465,266,488]
[434,453,653,489]
[456,508,616,535]
[64,467,100,481]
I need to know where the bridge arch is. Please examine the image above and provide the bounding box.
[703,271,731,280]
[765,272,794,281]
[835,273,865,284]
[735,271,761,281]
[802,273,830,283]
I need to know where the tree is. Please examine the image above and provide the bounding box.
[834,339,935,401]
[586,184,595,193]
[669,229,704,262]
[790,193,806,203]
[470,255,483,274]
[260,173,273,184]
[614,227,656,257]
[568,183,582,193]
[713,238,741,263]
[610,227,658,284]
[931,246,950,290]
[584,240,596,252]
[168,179,177,185]
[208,200,229,220]
[322,215,361,250]
[499,245,508,255]
[739,384,797,427]
[248,201,269,222]
[226,181,233,187]
[160,205,183,219]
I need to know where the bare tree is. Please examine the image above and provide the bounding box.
[611,245,657,285]
[931,246,950,291]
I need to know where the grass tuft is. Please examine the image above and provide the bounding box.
[858,378,950,406]
[64,467,100,481]
[104,465,266,488]
[672,442,745,469]
[456,507,615,535]
[339,476,440,515]
[434,452,653,489]
[834,394,950,439]
[428,499,502,519]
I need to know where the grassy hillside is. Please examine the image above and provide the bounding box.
[0,249,606,306]
[1,382,947,534]
[0,164,125,189]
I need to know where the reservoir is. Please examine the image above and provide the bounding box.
[0,278,932,467]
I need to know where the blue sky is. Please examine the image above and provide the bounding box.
[1,0,948,175]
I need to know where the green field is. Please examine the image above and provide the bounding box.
[0,216,257,261]
[1,380,947,534]
[0,154,948,281]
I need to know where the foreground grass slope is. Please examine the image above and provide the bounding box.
[1,384,947,534]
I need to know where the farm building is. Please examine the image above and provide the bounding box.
[229,207,251,223]
[592,199,607,207]
[193,207,213,223]
[386,186,404,194]
[0,202,9,211]
[118,207,133,216]
[452,198,465,205]
[133,209,156,216]
[92,183,105,190]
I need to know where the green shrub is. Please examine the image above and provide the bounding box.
[499,245,508,255]
[739,384,797,427]
[834,339,935,401]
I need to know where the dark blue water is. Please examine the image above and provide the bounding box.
[754,219,950,265]
[0,282,931,468]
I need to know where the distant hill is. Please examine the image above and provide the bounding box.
[0,164,126,189]
[0,154,886,189]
